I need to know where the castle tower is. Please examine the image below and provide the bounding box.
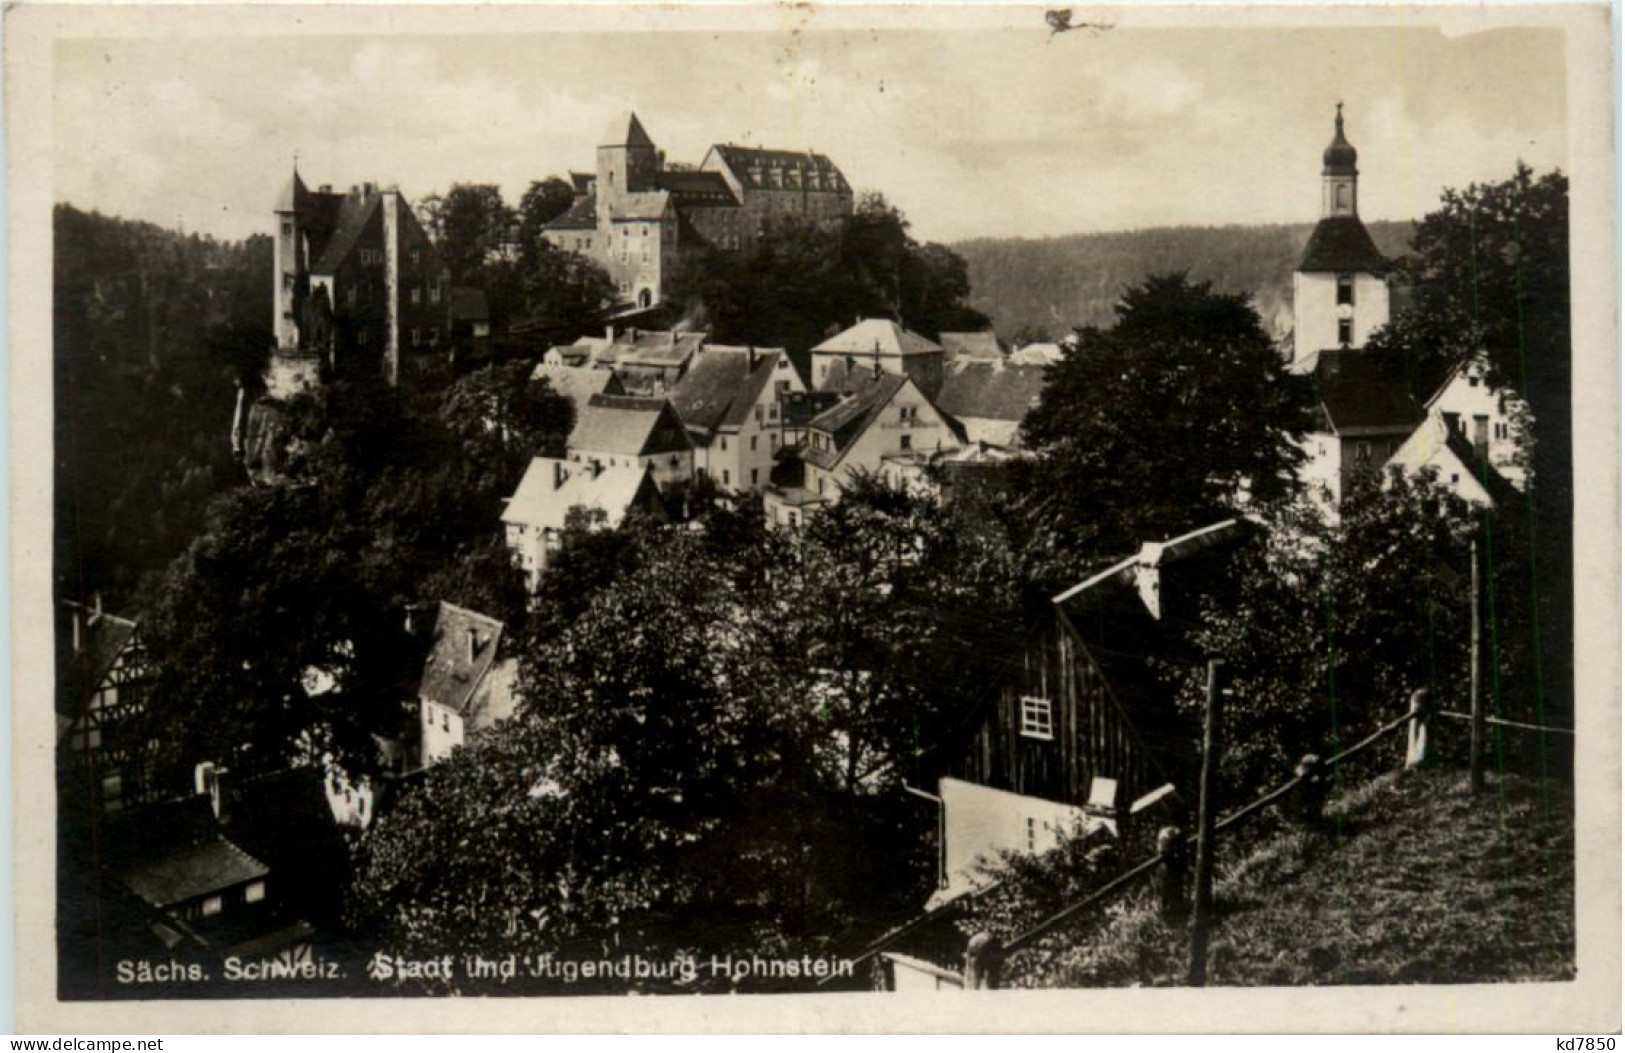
[1292,104,1391,369]
[596,112,659,211]
[273,168,310,350]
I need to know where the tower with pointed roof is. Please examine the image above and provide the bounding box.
[1291,104,1391,370]
[273,169,311,353]
[597,113,660,212]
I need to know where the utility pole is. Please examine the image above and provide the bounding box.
[1188,659,1224,986]
[1469,535,1485,795]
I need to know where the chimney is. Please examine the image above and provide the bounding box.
[748,345,758,370]
[554,460,568,490]
[195,762,226,821]
[363,182,377,196]
[88,593,103,626]
[605,325,615,342]
[466,627,479,665]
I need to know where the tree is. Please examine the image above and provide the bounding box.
[1361,164,1571,716]
[516,177,576,269]
[433,184,515,283]
[517,241,616,336]
[1018,272,1315,566]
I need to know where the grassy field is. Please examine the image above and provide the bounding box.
[1007,768,1574,987]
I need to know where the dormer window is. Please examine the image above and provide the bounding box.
[1020,696,1054,741]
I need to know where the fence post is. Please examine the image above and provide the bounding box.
[1469,536,1485,795]
[1156,824,1189,924]
[1405,688,1433,770]
[1187,659,1224,987]
[1292,753,1329,826]
[963,931,1003,990]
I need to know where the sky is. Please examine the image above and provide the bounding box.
[53,16,1568,245]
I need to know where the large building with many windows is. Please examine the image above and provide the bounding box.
[543,113,853,311]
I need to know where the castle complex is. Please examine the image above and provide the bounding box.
[542,113,853,311]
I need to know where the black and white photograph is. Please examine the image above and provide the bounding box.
[11,0,1618,1033]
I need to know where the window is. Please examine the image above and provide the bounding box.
[1337,319,1353,346]
[670,455,680,467]
[411,288,421,305]
[1336,275,1354,306]
[424,705,432,724]
[751,468,759,486]
[245,882,266,904]
[720,437,728,452]
[900,435,911,451]
[442,713,449,733]
[1019,696,1054,740]
[723,470,731,486]
[1468,375,1481,388]
[201,895,223,918]
[1026,817,1038,851]
[1355,441,1372,464]
[750,436,758,452]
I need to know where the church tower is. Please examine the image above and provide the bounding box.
[1291,104,1391,369]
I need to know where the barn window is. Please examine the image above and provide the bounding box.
[1019,696,1054,741]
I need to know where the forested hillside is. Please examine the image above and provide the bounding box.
[54,204,272,611]
[955,221,1413,340]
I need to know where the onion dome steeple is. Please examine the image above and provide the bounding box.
[1322,102,1358,175]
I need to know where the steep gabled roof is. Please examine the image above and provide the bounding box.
[570,394,693,457]
[668,347,782,438]
[804,372,910,470]
[934,359,1048,425]
[1298,215,1387,274]
[1312,349,1422,434]
[532,363,625,416]
[706,144,851,193]
[56,600,138,724]
[813,319,942,359]
[418,602,503,717]
[502,457,659,533]
[110,796,268,909]
[311,191,381,275]
[545,192,599,231]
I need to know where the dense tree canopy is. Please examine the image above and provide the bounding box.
[1017,272,1315,567]
[668,193,989,349]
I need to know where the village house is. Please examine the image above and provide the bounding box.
[879,441,1029,502]
[57,596,158,816]
[1382,413,1518,509]
[931,358,1048,448]
[1299,348,1423,513]
[1413,355,1531,491]
[610,329,710,395]
[268,171,463,397]
[411,602,514,769]
[765,371,963,524]
[668,345,805,492]
[931,519,1248,903]
[567,394,696,491]
[502,456,667,590]
[810,319,947,398]
[542,113,852,310]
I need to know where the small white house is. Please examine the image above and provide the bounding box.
[416,602,508,768]
[1421,356,1530,491]
[668,345,805,492]
[502,457,665,590]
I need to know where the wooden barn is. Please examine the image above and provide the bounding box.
[932,519,1250,899]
